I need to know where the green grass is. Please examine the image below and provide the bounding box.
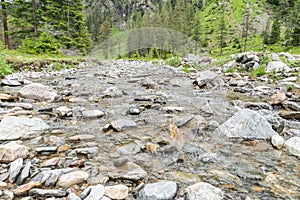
[250,65,266,77]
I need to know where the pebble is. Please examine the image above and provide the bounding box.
[81,184,104,200]
[67,192,81,200]
[104,184,129,199]
[111,119,137,131]
[56,106,73,117]
[56,170,89,188]
[9,158,23,183]
[82,110,105,118]
[1,79,23,87]
[0,141,29,163]
[139,181,178,200]
[284,137,300,157]
[108,162,147,181]
[14,181,41,196]
[36,146,58,153]
[68,134,96,141]
[75,147,99,155]
[271,135,285,149]
[185,182,224,200]
[41,157,60,167]
[16,161,31,185]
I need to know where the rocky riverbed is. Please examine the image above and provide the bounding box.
[0,54,299,200]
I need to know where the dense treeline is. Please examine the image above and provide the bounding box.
[1,0,91,55]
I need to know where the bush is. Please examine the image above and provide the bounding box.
[19,33,61,55]
[0,56,13,77]
[250,66,266,77]
[166,57,181,67]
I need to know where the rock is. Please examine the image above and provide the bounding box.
[68,134,96,141]
[117,142,141,155]
[1,79,23,87]
[19,83,59,102]
[284,137,300,157]
[140,77,159,89]
[271,135,285,149]
[104,184,129,199]
[36,146,58,153]
[279,111,300,121]
[236,52,259,63]
[194,70,224,89]
[187,54,200,62]
[41,157,60,167]
[214,109,278,139]
[128,107,140,115]
[82,184,104,200]
[56,171,89,188]
[268,92,286,105]
[266,61,291,73]
[14,182,41,196]
[9,158,23,183]
[75,147,99,155]
[67,193,81,200]
[103,87,122,97]
[0,141,29,163]
[0,102,33,110]
[282,101,300,111]
[185,182,224,200]
[111,119,137,132]
[161,107,184,113]
[82,110,105,118]
[17,161,31,185]
[244,102,272,110]
[0,116,49,140]
[174,115,194,127]
[56,106,73,117]
[29,189,67,197]
[139,181,178,200]
[0,93,15,101]
[108,162,147,181]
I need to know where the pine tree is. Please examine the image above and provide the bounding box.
[1,0,10,49]
[269,18,281,44]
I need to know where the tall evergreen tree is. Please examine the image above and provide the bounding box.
[269,18,281,44]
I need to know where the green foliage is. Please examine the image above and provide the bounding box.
[166,57,181,67]
[19,33,61,55]
[250,66,266,77]
[0,56,14,77]
[269,19,281,44]
[226,67,235,73]
[286,84,296,92]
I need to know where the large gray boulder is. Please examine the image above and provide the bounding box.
[139,181,178,200]
[284,137,300,157]
[185,182,224,200]
[0,116,49,140]
[194,70,224,89]
[0,141,29,163]
[19,83,58,102]
[214,109,278,139]
[266,61,291,73]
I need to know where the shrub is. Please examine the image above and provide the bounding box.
[250,66,266,77]
[0,56,13,77]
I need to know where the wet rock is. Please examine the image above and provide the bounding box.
[111,119,137,132]
[215,109,277,139]
[82,110,105,118]
[279,111,300,121]
[194,70,224,89]
[271,135,285,149]
[67,192,81,200]
[0,141,29,163]
[56,170,88,188]
[266,61,291,73]
[17,161,31,185]
[185,182,224,200]
[282,101,300,111]
[56,106,73,117]
[108,162,147,181]
[28,189,67,197]
[104,184,129,199]
[284,137,300,157]
[81,184,104,200]
[0,116,49,140]
[68,134,96,141]
[139,181,178,200]
[14,182,41,196]
[9,158,23,183]
[19,83,59,102]
[103,87,122,97]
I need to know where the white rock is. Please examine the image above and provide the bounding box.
[56,171,89,188]
[0,141,29,163]
[271,135,285,149]
[185,182,224,200]
[266,61,291,73]
[19,83,58,102]
[284,137,300,157]
[139,181,178,200]
[104,184,129,199]
[56,106,73,117]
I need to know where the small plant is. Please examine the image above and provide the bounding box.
[0,56,13,77]
[226,67,235,73]
[166,56,181,67]
[250,66,266,77]
[286,84,296,92]
[54,62,63,70]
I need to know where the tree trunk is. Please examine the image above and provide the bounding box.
[1,0,10,49]
[32,0,38,37]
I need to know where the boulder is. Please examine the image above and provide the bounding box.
[19,83,59,102]
[194,70,224,89]
[0,141,29,163]
[284,137,300,157]
[139,181,178,200]
[185,182,224,200]
[266,61,291,73]
[214,109,278,139]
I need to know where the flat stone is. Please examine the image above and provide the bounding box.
[194,70,224,89]
[244,102,272,110]
[282,101,300,111]
[0,116,49,140]
[117,143,141,155]
[103,87,122,97]
[279,111,300,121]
[56,106,73,117]
[139,181,178,200]
[9,158,23,183]
[82,110,105,118]
[75,147,99,155]
[161,107,184,113]
[19,83,59,102]
[41,157,60,167]
[17,161,31,185]
[67,192,81,200]
[271,135,285,149]
[82,184,104,200]
[284,137,300,157]
[111,119,137,132]
[68,134,96,141]
[0,141,29,163]
[185,182,224,200]
[108,162,147,181]
[29,189,67,197]
[104,184,129,199]
[56,171,89,188]
[1,79,22,87]
[14,182,41,196]
[1,102,33,110]
[36,146,58,153]
[214,109,278,139]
